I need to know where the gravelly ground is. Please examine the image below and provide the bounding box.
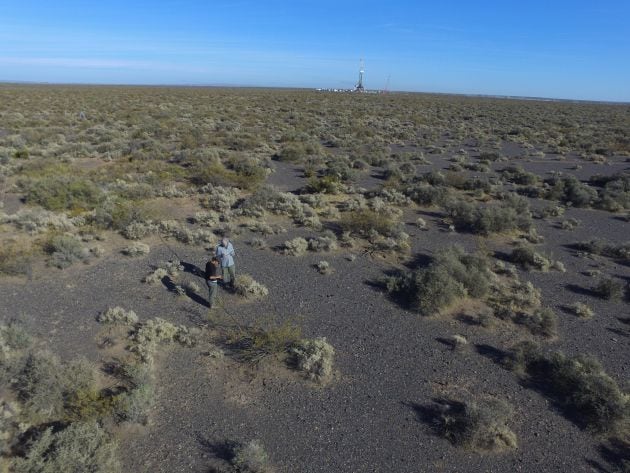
[0,148,628,473]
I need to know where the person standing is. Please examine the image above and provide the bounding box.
[216,237,236,289]
[205,256,222,308]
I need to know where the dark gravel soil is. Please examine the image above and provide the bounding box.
[1,153,628,472]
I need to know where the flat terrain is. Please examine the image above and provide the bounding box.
[0,85,628,472]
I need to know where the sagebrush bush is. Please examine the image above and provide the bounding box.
[507,343,629,433]
[339,209,400,238]
[510,244,551,271]
[592,277,624,300]
[234,274,269,299]
[291,337,335,381]
[283,237,308,256]
[97,307,139,325]
[121,242,150,257]
[12,422,119,473]
[569,302,594,318]
[444,195,532,235]
[429,397,517,452]
[387,247,492,315]
[231,439,272,473]
[45,234,89,269]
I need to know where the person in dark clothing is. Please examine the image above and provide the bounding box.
[205,257,222,308]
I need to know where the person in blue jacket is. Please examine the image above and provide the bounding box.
[216,237,236,289]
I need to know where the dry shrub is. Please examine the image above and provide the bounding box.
[234,274,269,299]
[290,337,335,381]
[426,397,517,452]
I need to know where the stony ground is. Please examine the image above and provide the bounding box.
[1,145,628,472]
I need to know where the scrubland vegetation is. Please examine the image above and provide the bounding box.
[0,85,628,472]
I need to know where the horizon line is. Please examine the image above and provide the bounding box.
[0,80,628,106]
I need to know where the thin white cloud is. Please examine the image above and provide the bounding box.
[0,56,153,68]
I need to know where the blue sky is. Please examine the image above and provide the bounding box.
[1,1,629,101]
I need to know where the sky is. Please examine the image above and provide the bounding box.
[1,1,629,101]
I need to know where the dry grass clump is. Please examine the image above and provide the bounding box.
[0,240,34,277]
[143,267,168,284]
[234,274,269,299]
[290,337,335,382]
[121,242,150,257]
[226,319,302,364]
[386,247,492,316]
[507,342,629,433]
[569,302,594,318]
[426,397,517,452]
[446,334,468,351]
[97,307,139,325]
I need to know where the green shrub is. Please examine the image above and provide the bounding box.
[339,209,400,238]
[507,343,629,433]
[12,422,119,473]
[44,234,88,269]
[22,177,104,212]
[387,247,492,315]
[509,244,551,271]
[592,277,624,300]
[515,307,557,337]
[444,195,531,235]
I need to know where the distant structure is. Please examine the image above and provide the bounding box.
[381,74,391,94]
[354,59,365,93]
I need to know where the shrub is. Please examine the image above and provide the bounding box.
[231,440,272,473]
[339,209,400,238]
[515,307,557,337]
[14,352,97,424]
[143,267,168,284]
[315,261,332,275]
[290,337,335,381]
[445,334,468,351]
[283,237,308,256]
[130,318,192,364]
[44,234,89,269]
[227,319,302,364]
[444,195,532,235]
[12,422,119,473]
[545,175,598,207]
[569,302,594,318]
[97,307,139,325]
[507,343,629,433]
[0,241,33,276]
[428,397,517,452]
[22,176,104,212]
[307,233,338,252]
[387,247,492,315]
[592,277,624,300]
[509,244,551,271]
[234,274,269,299]
[121,242,150,257]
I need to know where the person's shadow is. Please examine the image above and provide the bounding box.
[162,261,211,308]
[181,261,204,278]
